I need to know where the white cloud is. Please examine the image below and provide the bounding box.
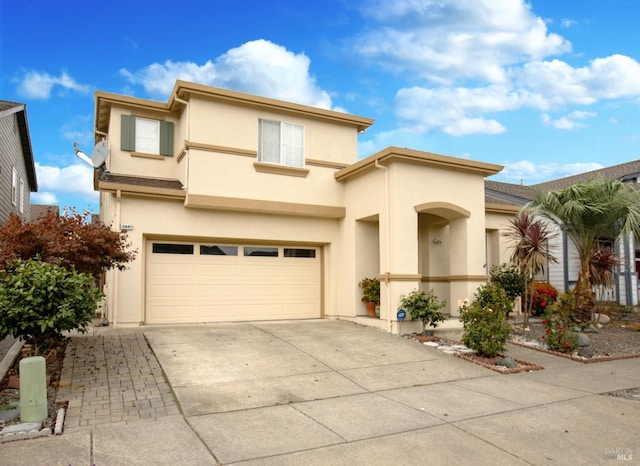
[357,128,436,158]
[540,110,596,130]
[394,85,521,135]
[120,40,336,109]
[500,160,603,183]
[60,115,93,145]
[519,55,640,108]
[34,162,98,201]
[346,2,640,136]
[16,70,91,99]
[353,0,571,84]
[124,36,139,50]
[31,192,58,205]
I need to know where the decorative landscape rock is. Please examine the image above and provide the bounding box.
[496,357,517,369]
[578,346,594,358]
[576,333,591,347]
[583,325,599,333]
[593,313,610,324]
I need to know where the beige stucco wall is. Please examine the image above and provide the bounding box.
[339,154,495,331]
[485,209,521,269]
[105,106,180,180]
[103,193,343,326]
[186,149,345,206]
[187,97,359,165]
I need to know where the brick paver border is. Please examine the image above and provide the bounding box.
[56,333,180,432]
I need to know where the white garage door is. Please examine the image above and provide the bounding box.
[145,241,321,324]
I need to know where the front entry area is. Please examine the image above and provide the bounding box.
[145,241,321,324]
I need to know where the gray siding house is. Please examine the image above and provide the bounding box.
[486,160,640,306]
[0,101,37,224]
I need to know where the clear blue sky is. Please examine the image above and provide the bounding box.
[2,0,640,213]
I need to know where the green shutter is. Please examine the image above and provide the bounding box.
[159,121,174,156]
[121,115,136,151]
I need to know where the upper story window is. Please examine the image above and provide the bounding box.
[121,115,174,156]
[259,119,304,168]
[11,167,17,206]
[19,178,24,214]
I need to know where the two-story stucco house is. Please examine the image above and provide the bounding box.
[94,81,507,333]
[0,101,37,224]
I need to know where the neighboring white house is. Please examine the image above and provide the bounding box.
[486,160,640,306]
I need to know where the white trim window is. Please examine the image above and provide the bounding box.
[135,117,160,154]
[120,115,174,156]
[19,178,24,213]
[11,167,17,206]
[259,119,304,168]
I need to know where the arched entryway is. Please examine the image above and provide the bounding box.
[415,202,483,316]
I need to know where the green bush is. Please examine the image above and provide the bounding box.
[541,292,578,352]
[358,277,380,303]
[0,258,100,354]
[459,284,512,357]
[489,263,525,302]
[400,289,447,333]
[527,281,559,316]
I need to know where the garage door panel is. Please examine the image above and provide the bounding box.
[195,284,242,298]
[195,304,241,319]
[240,264,280,278]
[281,284,318,298]
[146,242,320,324]
[281,264,319,276]
[148,284,196,298]
[241,303,283,319]
[241,284,282,298]
[282,303,319,318]
[196,263,241,277]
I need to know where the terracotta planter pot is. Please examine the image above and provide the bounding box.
[366,301,377,317]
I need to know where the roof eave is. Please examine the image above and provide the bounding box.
[16,107,37,191]
[336,146,503,181]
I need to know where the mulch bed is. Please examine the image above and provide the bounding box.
[412,334,544,374]
[454,352,544,374]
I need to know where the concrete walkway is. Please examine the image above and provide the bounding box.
[2,320,639,465]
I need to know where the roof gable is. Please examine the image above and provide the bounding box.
[0,100,37,191]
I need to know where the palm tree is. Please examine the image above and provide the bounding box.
[590,245,618,319]
[531,176,640,321]
[506,209,558,328]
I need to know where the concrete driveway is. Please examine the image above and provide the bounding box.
[143,319,640,465]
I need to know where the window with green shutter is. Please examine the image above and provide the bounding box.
[121,115,173,156]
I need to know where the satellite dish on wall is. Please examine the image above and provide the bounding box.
[74,141,109,168]
[91,140,109,168]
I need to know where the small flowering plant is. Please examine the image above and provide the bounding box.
[458,284,512,358]
[529,282,558,316]
[541,292,578,353]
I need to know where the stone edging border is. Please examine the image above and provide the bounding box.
[0,407,65,442]
[509,340,640,364]
[409,334,544,374]
[454,353,545,374]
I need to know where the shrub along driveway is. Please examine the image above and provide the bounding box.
[143,320,640,465]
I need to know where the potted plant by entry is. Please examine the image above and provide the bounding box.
[400,289,447,335]
[359,277,380,317]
